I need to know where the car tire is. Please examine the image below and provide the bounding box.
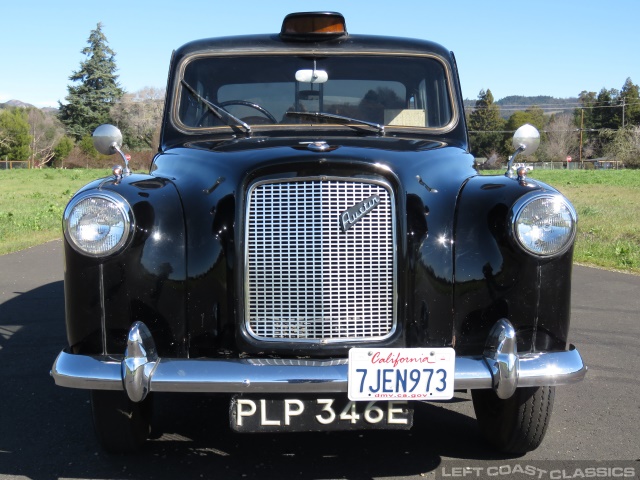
[90,390,153,453]
[471,386,555,454]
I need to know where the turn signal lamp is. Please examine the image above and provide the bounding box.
[280,12,347,40]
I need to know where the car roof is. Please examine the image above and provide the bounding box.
[173,33,454,61]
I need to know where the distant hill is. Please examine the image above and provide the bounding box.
[4,95,576,118]
[496,95,577,107]
[0,99,58,113]
[464,95,579,119]
[0,99,36,109]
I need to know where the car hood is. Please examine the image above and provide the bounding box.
[152,135,474,194]
[149,135,476,353]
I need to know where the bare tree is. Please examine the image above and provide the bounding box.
[604,125,640,167]
[27,109,65,168]
[581,141,595,160]
[541,114,579,162]
[110,87,165,149]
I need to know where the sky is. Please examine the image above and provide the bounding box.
[1,0,639,108]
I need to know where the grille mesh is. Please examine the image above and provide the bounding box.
[246,179,395,342]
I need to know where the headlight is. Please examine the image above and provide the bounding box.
[511,193,577,257]
[64,191,134,257]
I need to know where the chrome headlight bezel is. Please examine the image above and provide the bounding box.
[63,191,135,257]
[510,193,577,258]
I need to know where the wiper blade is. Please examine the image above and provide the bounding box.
[181,80,251,135]
[286,111,385,134]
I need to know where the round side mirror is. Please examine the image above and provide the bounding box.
[512,124,540,156]
[93,124,123,156]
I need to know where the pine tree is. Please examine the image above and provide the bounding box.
[593,88,620,131]
[467,89,505,158]
[620,78,640,126]
[575,90,599,156]
[58,23,124,141]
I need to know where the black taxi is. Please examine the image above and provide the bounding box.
[52,12,586,454]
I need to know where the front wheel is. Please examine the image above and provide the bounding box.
[472,386,555,454]
[90,390,153,453]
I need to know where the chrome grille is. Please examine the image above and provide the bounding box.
[245,178,395,343]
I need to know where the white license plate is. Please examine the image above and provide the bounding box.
[348,347,455,401]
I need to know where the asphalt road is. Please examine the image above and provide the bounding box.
[0,241,638,480]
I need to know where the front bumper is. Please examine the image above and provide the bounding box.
[51,319,586,402]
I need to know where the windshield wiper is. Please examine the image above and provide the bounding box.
[286,111,385,135]
[181,80,251,135]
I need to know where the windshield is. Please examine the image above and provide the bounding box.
[177,55,454,131]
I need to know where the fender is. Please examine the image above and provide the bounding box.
[64,174,187,356]
[453,175,573,355]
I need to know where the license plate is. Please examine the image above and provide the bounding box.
[230,395,413,432]
[348,347,455,401]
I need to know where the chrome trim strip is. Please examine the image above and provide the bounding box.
[99,264,106,354]
[52,353,124,391]
[173,51,459,136]
[517,346,587,387]
[52,338,586,403]
[51,347,586,397]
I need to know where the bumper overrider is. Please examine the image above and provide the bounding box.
[51,319,586,403]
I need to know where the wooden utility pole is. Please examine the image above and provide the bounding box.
[579,109,584,166]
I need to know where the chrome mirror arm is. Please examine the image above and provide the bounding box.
[505,144,526,178]
[111,142,131,176]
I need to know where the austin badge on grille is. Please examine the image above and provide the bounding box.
[339,194,381,232]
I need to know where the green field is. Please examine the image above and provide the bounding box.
[1,168,638,274]
[0,169,111,255]
[527,169,640,274]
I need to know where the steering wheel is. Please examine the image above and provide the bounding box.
[219,100,278,123]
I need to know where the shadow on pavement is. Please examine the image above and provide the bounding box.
[0,281,515,480]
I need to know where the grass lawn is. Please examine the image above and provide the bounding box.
[528,169,640,274]
[0,169,111,255]
[1,168,639,274]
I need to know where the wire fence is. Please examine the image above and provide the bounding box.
[0,160,29,170]
[542,160,624,170]
[477,160,626,171]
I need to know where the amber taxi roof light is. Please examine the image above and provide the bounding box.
[280,12,347,40]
